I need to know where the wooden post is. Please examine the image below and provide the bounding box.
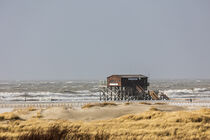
[122,87,124,100]
[130,88,132,100]
[100,92,101,101]
[114,87,117,100]
[111,87,113,100]
[121,88,123,100]
[102,87,105,101]
[119,87,121,100]
[106,87,108,101]
[126,88,129,100]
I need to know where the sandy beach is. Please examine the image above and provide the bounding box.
[0,102,209,139]
[10,102,187,121]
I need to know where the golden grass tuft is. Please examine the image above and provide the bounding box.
[82,102,117,109]
[13,107,37,115]
[124,102,132,105]
[154,102,167,105]
[27,107,37,111]
[139,102,152,105]
[0,112,20,120]
[0,108,210,140]
[32,110,42,119]
[149,107,161,111]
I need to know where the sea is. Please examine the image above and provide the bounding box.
[0,79,210,102]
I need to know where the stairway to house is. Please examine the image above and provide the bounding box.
[149,91,159,100]
[136,85,145,93]
[136,85,169,100]
[159,93,170,100]
[136,84,150,100]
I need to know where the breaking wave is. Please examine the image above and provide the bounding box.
[0,91,100,102]
[163,88,210,99]
[0,80,210,102]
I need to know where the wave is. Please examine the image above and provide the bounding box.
[0,86,210,102]
[163,88,210,99]
[0,91,100,102]
[66,81,73,84]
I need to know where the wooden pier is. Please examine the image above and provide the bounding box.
[100,74,169,101]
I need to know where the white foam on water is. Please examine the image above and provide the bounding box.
[0,91,100,102]
[193,88,208,92]
[75,90,90,93]
[66,81,73,84]
[164,88,208,94]
[163,88,210,99]
[0,83,9,85]
[163,89,193,95]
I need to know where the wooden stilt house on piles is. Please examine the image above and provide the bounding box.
[99,74,169,101]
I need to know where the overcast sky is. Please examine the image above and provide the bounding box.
[0,0,210,80]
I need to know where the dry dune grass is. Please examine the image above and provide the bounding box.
[82,102,117,109]
[0,112,20,120]
[139,102,152,105]
[124,102,132,105]
[154,102,167,105]
[13,107,37,115]
[32,110,42,119]
[149,107,161,111]
[0,108,210,140]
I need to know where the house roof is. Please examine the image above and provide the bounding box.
[107,74,147,78]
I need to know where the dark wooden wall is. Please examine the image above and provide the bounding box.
[107,76,121,87]
[121,77,148,90]
[107,76,149,91]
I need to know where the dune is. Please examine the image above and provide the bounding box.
[0,108,209,139]
[0,103,209,139]
[41,103,185,121]
[81,102,117,109]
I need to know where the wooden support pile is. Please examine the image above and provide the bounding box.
[99,87,169,101]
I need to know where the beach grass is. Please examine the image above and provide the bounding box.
[0,108,210,139]
[154,102,167,105]
[82,102,117,109]
[0,112,20,120]
[139,102,152,105]
[124,102,132,105]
